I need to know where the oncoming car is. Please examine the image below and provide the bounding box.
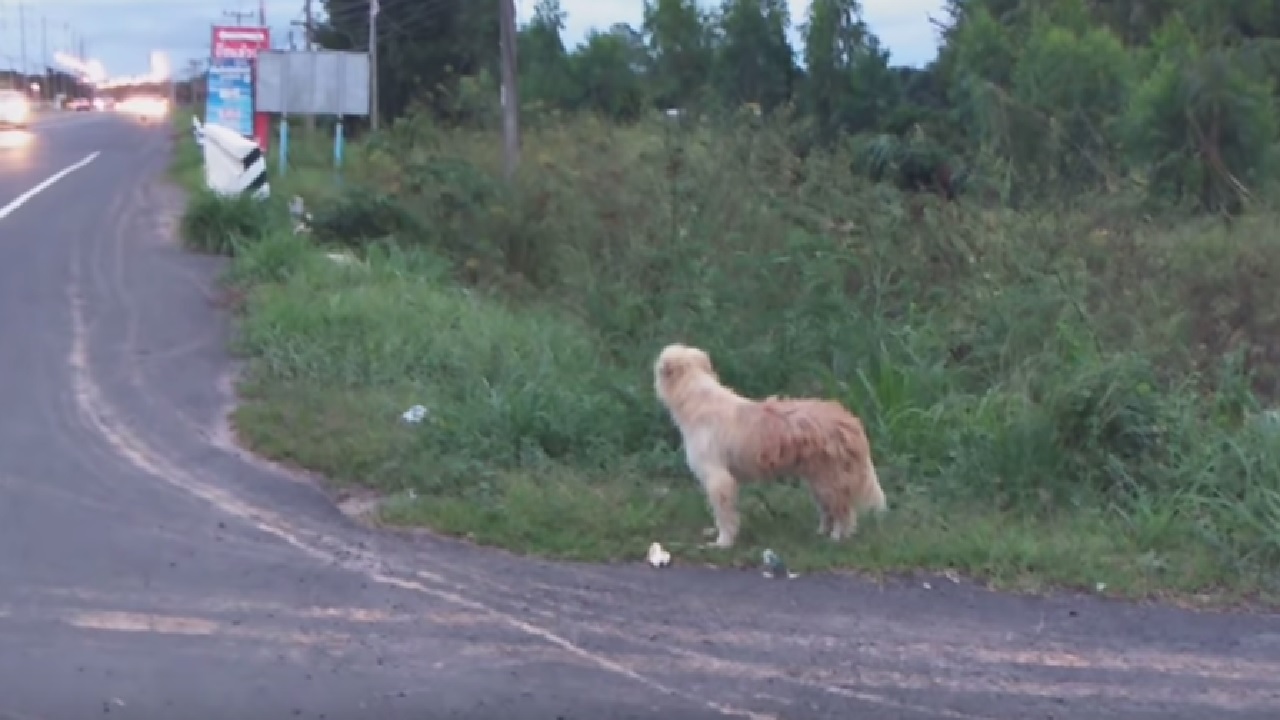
[0,89,30,129]
[118,95,169,122]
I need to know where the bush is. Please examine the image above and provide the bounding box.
[180,190,281,256]
[308,187,424,250]
[213,111,1280,598]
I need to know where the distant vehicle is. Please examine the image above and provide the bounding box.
[118,95,169,122]
[67,97,92,111]
[0,89,30,128]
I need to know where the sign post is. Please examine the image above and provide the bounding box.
[208,26,271,151]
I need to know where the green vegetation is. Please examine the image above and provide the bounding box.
[174,0,1280,605]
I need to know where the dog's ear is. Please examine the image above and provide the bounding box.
[693,350,715,375]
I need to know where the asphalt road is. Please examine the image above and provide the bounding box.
[0,113,1278,720]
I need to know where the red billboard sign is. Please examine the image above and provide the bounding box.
[209,25,272,151]
[211,26,271,59]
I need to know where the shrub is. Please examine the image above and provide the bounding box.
[180,190,281,256]
[218,111,1280,596]
[308,187,423,250]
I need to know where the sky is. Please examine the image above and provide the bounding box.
[3,0,946,79]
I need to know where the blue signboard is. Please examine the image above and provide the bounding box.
[205,57,254,137]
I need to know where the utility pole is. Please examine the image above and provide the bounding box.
[301,0,315,50]
[40,15,48,102]
[302,0,316,129]
[259,0,266,26]
[186,58,205,107]
[223,9,255,26]
[369,0,379,130]
[303,0,314,47]
[498,0,520,180]
[18,0,27,83]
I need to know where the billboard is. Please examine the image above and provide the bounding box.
[255,50,371,117]
[206,57,254,136]
[212,26,271,60]
[207,26,271,147]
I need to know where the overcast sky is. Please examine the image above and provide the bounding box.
[4,0,945,79]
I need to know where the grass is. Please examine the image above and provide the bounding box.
[170,107,1280,607]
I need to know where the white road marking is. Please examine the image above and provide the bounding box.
[0,151,100,220]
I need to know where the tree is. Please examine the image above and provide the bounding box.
[570,27,649,121]
[1009,19,1134,191]
[519,0,574,110]
[800,0,894,139]
[643,0,714,109]
[1124,31,1278,213]
[713,0,795,112]
[318,0,498,123]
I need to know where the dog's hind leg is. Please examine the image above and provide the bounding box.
[699,467,741,548]
[807,482,832,536]
[811,471,855,541]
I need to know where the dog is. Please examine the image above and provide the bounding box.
[653,343,887,548]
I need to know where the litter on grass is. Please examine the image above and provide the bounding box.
[761,549,798,579]
[401,405,429,424]
[647,542,671,568]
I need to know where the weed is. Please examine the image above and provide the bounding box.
[180,190,281,256]
[184,111,1280,605]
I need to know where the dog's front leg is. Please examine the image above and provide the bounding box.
[698,467,740,548]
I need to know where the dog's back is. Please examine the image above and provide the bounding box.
[749,397,866,471]
[753,397,886,511]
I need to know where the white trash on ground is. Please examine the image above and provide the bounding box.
[325,252,360,266]
[401,405,429,424]
[761,549,798,579]
[289,195,314,234]
[647,542,671,568]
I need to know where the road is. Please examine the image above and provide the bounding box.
[0,113,1277,720]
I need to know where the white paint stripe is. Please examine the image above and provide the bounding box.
[0,151,100,220]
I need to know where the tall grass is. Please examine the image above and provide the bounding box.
[192,109,1280,601]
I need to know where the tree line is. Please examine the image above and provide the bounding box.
[318,0,1280,212]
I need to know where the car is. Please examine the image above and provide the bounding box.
[0,89,30,129]
[118,95,168,123]
[67,97,92,111]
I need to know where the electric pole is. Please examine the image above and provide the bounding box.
[224,9,255,26]
[369,0,379,130]
[302,0,315,50]
[498,0,520,180]
[259,0,266,26]
[18,0,27,83]
[303,0,316,129]
[40,15,48,101]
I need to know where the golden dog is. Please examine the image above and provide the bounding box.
[654,343,887,548]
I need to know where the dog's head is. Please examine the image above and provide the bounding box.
[654,343,717,402]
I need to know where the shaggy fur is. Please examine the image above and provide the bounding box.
[654,343,887,548]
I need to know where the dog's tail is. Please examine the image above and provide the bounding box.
[859,454,888,513]
[825,406,887,513]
